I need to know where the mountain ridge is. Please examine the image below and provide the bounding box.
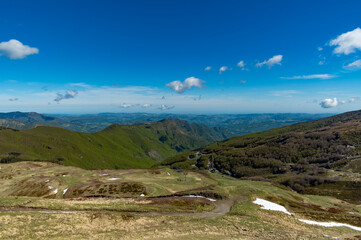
[0,118,229,170]
[162,109,361,203]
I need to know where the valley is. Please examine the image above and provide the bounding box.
[0,111,360,239]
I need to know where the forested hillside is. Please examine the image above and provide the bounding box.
[162,110,361,203]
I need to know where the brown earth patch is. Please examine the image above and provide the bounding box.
[64,182,147,198]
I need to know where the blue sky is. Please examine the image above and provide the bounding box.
[1,0,361,114]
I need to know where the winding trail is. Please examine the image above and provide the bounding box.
[141,198,234,217]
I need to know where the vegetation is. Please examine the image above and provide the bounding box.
[162,110,361,203]
[0,111,331,134]
[0,119,228,169]
[0,161,360,239]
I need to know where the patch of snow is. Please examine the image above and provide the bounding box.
[182,195,217,202]
[62,175,66,177]
[323,235,339,239]
[140,194,145,197]
[167,172,170,176]
[253,198,361,232]
[348,212,355,215]
[63,188,68,195]
[53,189,58,194]
[107,178,120,181]
[99,174,109,176]
[48,186,54,189]
[45,180,50,183]
[298,219,361,232]
[253,198,293,215]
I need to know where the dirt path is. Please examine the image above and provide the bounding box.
[141,198,234,218]
[0,198,235,218]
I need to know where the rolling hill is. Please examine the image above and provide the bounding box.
[0,119,230,169]
[162,109,361,203]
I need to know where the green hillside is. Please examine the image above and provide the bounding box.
[0,119,228,169]
[162,110,361,203]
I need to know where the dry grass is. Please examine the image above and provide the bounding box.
[0,162,361,239]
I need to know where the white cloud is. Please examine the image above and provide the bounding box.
[70,83,91,88]
[348,97,359,103]
[271,90,299,97]
[160,104,175,110]
[54,90,78,103]
[8,97,18,101]
[318,47,323,51]
[219,66,228,74]
[141,103,152,108]
[320,98,339,108]
[330,28,361,55]
[256,55,283,68]
[0,39,39,59]
[237,61,246,70]
[344,59,361,70]
[281,74,336,80]
[166,76,204,93]
[240,80,247,84]
[204,66,211,71]
[120,103,132,108]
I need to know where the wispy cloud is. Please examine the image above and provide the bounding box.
[70,83,91,88]
[348,97,359,103]
[54,90,78,103]
[8,97,19,101]
[270,90,300,97]
[160,104,175,110]
[204,66,211,71]
[166,77,204,93]
[141,103,152,108]
[120,103,132,108]
[344,59,361,70]
[237,61,246,70]
[330,28,361,55]
[281,74,336,80]
[256,55,283,68]
[0,39,39,59]
[219,66,228,74]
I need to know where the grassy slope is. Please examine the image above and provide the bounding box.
[0,119,227,169]
[0,161,360,239]
[162,110,361,203]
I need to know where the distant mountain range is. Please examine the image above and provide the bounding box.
[0,118,229,169]
[0,111,333,135]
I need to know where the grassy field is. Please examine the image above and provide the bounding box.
[0,162,360,239]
